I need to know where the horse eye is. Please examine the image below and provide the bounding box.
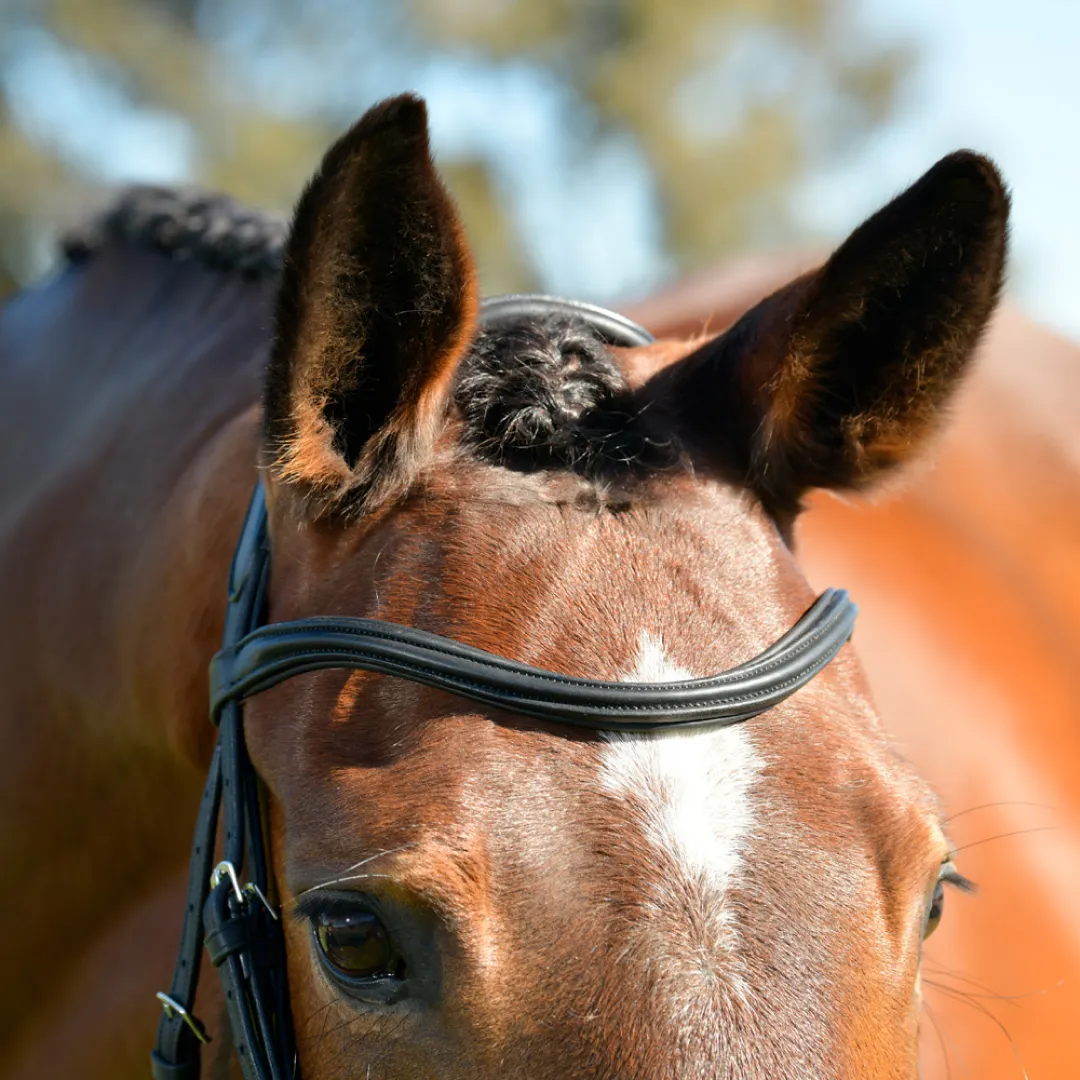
[313,908,404,983]
[924,863,972,940]
[924,880,946,939]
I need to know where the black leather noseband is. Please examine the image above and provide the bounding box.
[152,295,857,1080]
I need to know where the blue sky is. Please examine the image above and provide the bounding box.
[799,0,1080,339]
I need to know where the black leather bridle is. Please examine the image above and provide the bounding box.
[151,295,858,1080]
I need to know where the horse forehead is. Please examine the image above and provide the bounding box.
[299,633,769,930]
[599,633,764,930]
[262,483,934,1053]
[265,616,936,1078]
[282,638,899,1074]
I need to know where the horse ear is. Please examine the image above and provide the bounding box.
[264,94,478,513]
[670,152,1008,516]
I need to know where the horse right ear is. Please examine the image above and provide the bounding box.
[264,94,478,516]
[664,151,1008,519]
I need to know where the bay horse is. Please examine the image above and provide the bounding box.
[0,93,1022,1078]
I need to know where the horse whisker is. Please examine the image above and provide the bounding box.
[950,825,1058,855]
[292,843,418,901]
[924,981,1030,1080]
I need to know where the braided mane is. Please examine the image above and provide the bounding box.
[61,184,287,280]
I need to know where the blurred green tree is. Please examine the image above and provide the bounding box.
[0,0,911,301]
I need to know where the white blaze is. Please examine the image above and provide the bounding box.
[600,632,764,913]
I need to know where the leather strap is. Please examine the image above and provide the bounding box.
[153,488,295,1080]
[151,747,220,1080]
[203,881,290,1080]
[478,294,654,348]
[210,586,856,731]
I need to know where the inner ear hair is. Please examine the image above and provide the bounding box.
[264,94,478,518]
[675,151,1009,519]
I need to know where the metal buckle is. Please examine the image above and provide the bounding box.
[244,881,279,920]
[210,860,279,920]
[210,860,244,903]
[155,991,210,1044]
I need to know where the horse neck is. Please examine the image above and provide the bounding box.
[0,247,275,1049]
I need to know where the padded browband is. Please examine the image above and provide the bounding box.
[210,588,856,731]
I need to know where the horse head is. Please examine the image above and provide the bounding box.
[238,94,1007,1079]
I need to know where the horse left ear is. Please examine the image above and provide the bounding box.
[264,94,477,514]
[668,151,1009,516]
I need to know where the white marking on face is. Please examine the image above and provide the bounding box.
[599,632,764,926]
